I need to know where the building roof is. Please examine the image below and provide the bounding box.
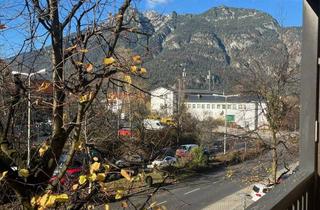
[185,94,260,103]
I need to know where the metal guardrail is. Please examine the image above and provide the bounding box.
[247,169,314,210]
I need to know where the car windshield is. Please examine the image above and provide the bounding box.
[253,185,260,193]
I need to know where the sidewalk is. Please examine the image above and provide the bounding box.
[202,186,252,210]
[202,161,299,210]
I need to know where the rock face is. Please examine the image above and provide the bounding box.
[10,6,301,91]
[136,6,301,90]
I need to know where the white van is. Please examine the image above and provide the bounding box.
[143,119,164,130]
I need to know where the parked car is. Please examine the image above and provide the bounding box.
[143,119,164,130]
[49,153,85,187]
[175,144,199,158]
[250,183,273,201]
[126,154,144,164]
[148,156,177,168]
[115,159,131,168]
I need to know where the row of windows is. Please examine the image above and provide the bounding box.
[187,103,247,110]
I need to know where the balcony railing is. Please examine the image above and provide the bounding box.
[247,170,314,210]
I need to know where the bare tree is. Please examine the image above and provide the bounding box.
[0,0,153,208]
[233,45,300,184]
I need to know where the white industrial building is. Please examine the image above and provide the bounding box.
[150,87,268,130]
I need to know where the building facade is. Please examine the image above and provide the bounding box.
[150,87,268,130]
[150,87,176,116]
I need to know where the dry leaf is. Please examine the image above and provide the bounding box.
[0,171,8,181]
[103,57,116,65]
[39,144,49,157]
[85,63,94,73]
[79,175,87,185]
[90,162,101,173]
[18,169,29,177]
[120,169,131,181]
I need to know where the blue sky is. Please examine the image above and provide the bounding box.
[0,0,302,58]
[139,0,302,27]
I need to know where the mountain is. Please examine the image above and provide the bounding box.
[138,6,301,90]
[8,6,302,91]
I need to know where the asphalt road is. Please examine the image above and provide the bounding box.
[107,168,246,210]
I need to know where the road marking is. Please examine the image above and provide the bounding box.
[184,188,201,195]
[156,201,167,206]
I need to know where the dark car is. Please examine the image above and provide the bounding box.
[49,153,84,187]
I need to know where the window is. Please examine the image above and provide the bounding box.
[222,104,226,109]
[197,104,200,108]
[243,104,247,110]
[212,104,215,109]
[232,104,237,109]
[207,104,210,109]
[238,104,243,109]
[227,104,231,109]
[202,104,205,109]
[193,104,196,109]
[217,104,221,109]
[187,104,191,108]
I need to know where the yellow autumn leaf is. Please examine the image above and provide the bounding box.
[104,204,110,210]
[37,82,50,92]
[39,193,49,207]
[139,67,147,74]
[78,49,88,53]
[85,63,94,73]
[90,162,101,173]
[132,55,141,64]
[130,66,137,73]
[103,57,116,65]
[39,144,49,157]
[115,189,124,200]
[79,175,87,185]
[0,171,8,181]
[123,75,132,84]
[96,173,105,182]
[120,169,131,181]
[54,193,69,202]
[30,196,38,207]
[45,195,56,207]
[104,164,110,172]
[18,169,29,177]
[88,173,97,182]
[79,92,93,103]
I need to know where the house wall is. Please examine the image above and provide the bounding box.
[185,101,268,130]
[150,87,268,130]
[150,87,175,116]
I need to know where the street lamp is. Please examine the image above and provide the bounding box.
[12,68,46,168]
[212,93,239,154]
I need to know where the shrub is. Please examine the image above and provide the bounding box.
[188,146,208,169]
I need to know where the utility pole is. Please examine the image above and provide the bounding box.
[12,68,46,167]
[177,67,186,145]
[207,70,211,91]
[212,92,239,154]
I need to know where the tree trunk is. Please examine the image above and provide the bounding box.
[49,0,67,159]
[271,130,278,185]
